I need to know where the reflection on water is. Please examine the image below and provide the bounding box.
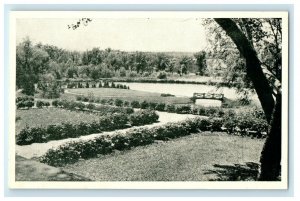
[117,82,257,100]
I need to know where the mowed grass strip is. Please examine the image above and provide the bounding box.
[67,88,192,104]
[16,108,103,134]
[63,132,265,181]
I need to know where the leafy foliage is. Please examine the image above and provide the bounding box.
[39,115,268,167]
[16,109,159,145]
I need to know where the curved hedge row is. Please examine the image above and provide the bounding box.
[39,118,208,166]
[101,78,241,87]
[52,99,134,115]
[76,95,228,117]
[16,110,159,145]
[39,116,268,167]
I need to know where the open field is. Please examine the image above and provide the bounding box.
[66,88,192,104]
[64,132,265,181]
[15,108,103,134]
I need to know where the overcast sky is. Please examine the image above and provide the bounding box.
[16,18,208,52]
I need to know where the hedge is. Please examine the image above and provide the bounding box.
[39,116,268,167]
[16,110,159,145]
[76,95,228,117]
[39,117,207,166]
[16,96,35,109]
[77,95,267,124]
[36,100,51,108]
[52,99,134,115]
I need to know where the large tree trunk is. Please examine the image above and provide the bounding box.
[259,93,282,180]
[214,18,282,180]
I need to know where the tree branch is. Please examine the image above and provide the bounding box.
[214,18,275,123]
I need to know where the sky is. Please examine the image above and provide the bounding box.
[16,18,208,52]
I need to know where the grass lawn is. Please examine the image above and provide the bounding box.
[66,88,192,104]
[63,132,265,181]
[15,108,103,134]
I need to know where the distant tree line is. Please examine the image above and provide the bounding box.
[16,38,207,95]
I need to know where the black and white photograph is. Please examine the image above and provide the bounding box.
[8,11,288,189]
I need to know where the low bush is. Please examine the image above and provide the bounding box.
[76,96,84,101]
[166,104,176,113]
[140,101,150,109]
[16,96,35,109]
[114,99,124,107]
[148,102,158,110]
[111,134,130,151]
[131,100,140,108]
[36,100,50,108]
[123,101,130,107]
[16,96,34,103]
[175,105,191,114]
[129,110,159,126]
[36,101,43,108]
[157,72,167,79]
[17,100,35,109]
[161,93,175,97]
[86,103,96,110]
[155,103,166,111]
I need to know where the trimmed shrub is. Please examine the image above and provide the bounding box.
[175,105,191,114]
[16,96,34,103]
[140,101,149,109]
[148,102,158,110]
[166,104,176,113]
[161,93,174,97]
[36,100,50,108]
[123,101,130,107]
[111,134,130,151]
[114,99,124,107]
[76,96,83,101]
[16,96,35,109]
[157,72,167,79]
[128,128,155,147]
[155,103,166,111]
[129,110,159,126]
[100,99,107,105]
[39,143,81,166]
[86,103,96,110]
[131,100,140,108]
[210,118,224,132]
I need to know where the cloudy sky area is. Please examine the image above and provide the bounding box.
[16,18,208,52]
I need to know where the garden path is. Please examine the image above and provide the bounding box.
[16,111,198,159]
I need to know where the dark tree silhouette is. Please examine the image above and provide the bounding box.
[214,18,282,181]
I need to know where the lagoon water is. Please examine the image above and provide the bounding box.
[117,82,257,101]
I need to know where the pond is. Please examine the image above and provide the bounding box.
[116,82,258,101]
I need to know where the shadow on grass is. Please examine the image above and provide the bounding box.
[204,162,260,181]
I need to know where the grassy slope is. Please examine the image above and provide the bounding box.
[67,88,192,104]
[64,132,265,181]
[15,108,103,134]
[16,155,91,181]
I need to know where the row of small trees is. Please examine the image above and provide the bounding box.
[66,81,129,89]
